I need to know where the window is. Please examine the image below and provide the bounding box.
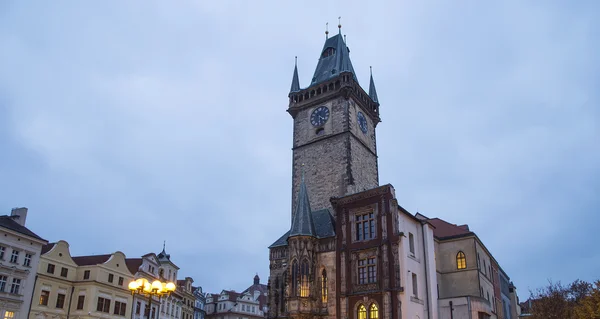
[56,293,66,308]
[97,297,111,313]
[0,276,6,292]
[61,267,68,277]
[321,269,328,303]
[0,246,5,259]
[136,301,141,314]
[3,311,14,319]
[358,304,367,319]
[291,260,298,296]
[40,290,50,305]
[118,276,124,286]
[10,278,20,294]
[108,273,114,283]
[83,270,90,279]
[412,273,418,297]
[483,260,486,275]
[77,295,85,310]
[322,47,336,58]
[242,305,245,311]
[23,253,32,267]
[152,307,156,319]
[457,251,467,269]
[487,291,490,301]
[369,304,379,319]
[9,250,18,263]
[358,257,377,284]
[114,301,127,316]
[300,260,310,297]
[409,233,415,255]
[355,212,375,241]
[47,263,55,274]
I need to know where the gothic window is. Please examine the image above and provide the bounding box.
[280,271,287,312]
[300,260,310,297]
[291,261,298,297]
[457,251,467,269]
[358,304,367,319]
[321,269,328,303]
[355,212,375,241]
[369,304,379,319]
[358,257,377,284]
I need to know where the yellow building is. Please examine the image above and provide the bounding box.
[29,240,135,319]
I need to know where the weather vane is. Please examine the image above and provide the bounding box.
[325,22,329,38]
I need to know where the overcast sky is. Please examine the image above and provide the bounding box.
[0,1,598,297]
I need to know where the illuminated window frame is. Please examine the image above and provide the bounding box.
[457,251,467,269]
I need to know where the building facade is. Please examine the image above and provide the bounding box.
[205,275,267,319]
[0,207,47,319]
[193,286,206,319]
[29,240,135,319]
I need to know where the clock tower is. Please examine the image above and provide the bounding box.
[287,30,381,218]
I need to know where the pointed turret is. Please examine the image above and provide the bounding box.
[290,57,300,93]
[310,33,357,86]
[369,67,379,104]
[289,172,316,237]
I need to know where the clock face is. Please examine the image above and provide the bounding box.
[357,111,368,134]
[310,106,330,127]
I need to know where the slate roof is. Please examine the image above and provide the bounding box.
[310,33,357,86]
[289,177,316,237]
[290,59,300,93]
[269,209,335,248]
[72,254,112,266]
[0,215,46,241]
[369,70,379,103]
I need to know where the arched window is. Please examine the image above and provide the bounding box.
[300,260,310,297]
[291,261,298,297]
[369,304,379,319]
[358,304,367,319]
[456,251,467,269]
[321,269,328,303]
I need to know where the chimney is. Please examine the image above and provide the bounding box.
[11,207,28,226]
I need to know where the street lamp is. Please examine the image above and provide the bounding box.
[129,278,177,319]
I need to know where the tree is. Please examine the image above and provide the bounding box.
[528,279,600,319]
[573,280,600,319]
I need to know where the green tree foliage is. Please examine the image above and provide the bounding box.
[528,279,600,319]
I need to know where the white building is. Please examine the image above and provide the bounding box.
[0,208,47,319]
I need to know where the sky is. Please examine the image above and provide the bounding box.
[0,0,598,297]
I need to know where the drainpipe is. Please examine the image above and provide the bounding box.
[467,296,472,319]
[449,301,453,319]
[421,223,431,319]
[66,286,75,318]
[27,274,38,315]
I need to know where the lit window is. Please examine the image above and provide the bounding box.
[300,260,309,297]
[321,269,328,303]
[358,304,367,319]
[9,250,18,263]
[457,251,467,269]
[369,304,379,319]
[40,290,50,305]
[355,212,375,241]
[3,311,14,319]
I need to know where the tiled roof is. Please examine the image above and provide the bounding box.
[0,215,46,241]
[72,254,111,266]
[41,243,56,254]
[125,258,143,274]
[269,209,335,248]
[427,217,472,239]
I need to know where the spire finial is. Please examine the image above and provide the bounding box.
[325,22,329,38]
[338,16,342,33]
[370,65,373,76]
[295,56,297,66]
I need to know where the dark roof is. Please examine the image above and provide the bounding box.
[289,176,316,237]
[0,215,46,241]
[290,59,300,93]
[72,254,111,266]
[310,33,357,86]
[269,209,335,248]
[41,243,56,254]
[427,218,472,239]
[125,258,143,274]
[368,70,379,103]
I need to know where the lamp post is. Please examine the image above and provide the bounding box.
[129,278,176,319]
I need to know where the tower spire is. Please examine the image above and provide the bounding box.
[290,56,300,93]
[289,166,316,238]
[369,66,379,103]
